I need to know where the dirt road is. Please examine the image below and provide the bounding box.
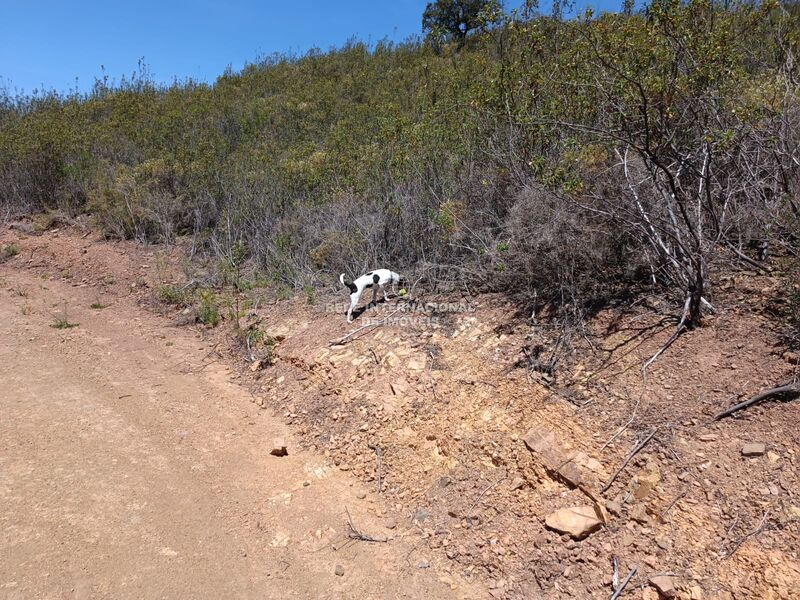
[0,260,472,599]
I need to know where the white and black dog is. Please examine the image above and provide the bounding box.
[340,269,402,322]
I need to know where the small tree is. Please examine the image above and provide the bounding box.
[422,0,503,47]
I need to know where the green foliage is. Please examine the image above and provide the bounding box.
[0,1,798,317]
[158,284,188,306]
[422,0,503,45]
[0,244,19,262]
[197,289,220,327]
[51,302,78,329]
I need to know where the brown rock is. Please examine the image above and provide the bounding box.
[522,426,586,488]
[783,351,800,365]
[510,477,525,491]
[649,575,677,598]
[270,438,288,457]
[633,462,661,500]
[606,499,623,516]
[544,506,603,539]
[334,564,345,576]
[742,443,766,457]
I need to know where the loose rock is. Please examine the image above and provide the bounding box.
[742,443,766,457]
[649,575,677,598]
[632,461,661,500]
[510,477,525,491]
[334,564,345,576]
[544,506,603,539]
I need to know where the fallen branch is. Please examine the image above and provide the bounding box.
[328,308,401,346]
[722,511,770,559]
[641,293,691,373]
[466,475,507,528]
[345,507,388,543]
[726,242,771,273]
[601,429,658,493]
[610,566,637,600]
[368,442,383,494]
[713,382,800,421]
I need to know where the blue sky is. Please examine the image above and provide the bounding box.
[0,1,623,95]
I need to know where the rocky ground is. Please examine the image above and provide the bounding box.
[1,222,798,599]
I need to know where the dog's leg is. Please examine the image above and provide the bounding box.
[381,284,388,302]
[348,291,360,322]
[371,285,378,307]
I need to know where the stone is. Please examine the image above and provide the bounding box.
[417,560,430,569]
[742,443,766,457]
[629,504,650,524]
[356,492,366,499]
[783,351,800,365]
[510,477,525,491]
[649,575,677,598]
[384,518,397,530]
[698,434,718,442]
[606,499,623,516]
[270,438,288,457]
[544,506,603,539]
[689,585,704,600]
[633,462,661,500]
[413,508,429,523]
[334,564,345,576]
[522,426,585,488]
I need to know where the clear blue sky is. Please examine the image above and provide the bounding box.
[0,1,622,95]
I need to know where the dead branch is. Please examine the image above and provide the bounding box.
[345,507,388,543]
[466,475,507,528]
[601,429,658,493]
[610,566,637,600]
[368,442,383,494]
[722,511,770,559]
[641,293,691,373]
[713,381,800,420]
[328,308,401,346]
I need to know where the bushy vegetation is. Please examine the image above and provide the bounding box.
[1,0,798,322]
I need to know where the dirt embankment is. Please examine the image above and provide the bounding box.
[1,226,799,599]
[0,227,478,600]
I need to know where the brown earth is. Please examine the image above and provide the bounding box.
[1,225,799,600]
[0,227,478,600]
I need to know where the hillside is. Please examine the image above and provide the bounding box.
[1,224,798,599]
[1,1,800,597]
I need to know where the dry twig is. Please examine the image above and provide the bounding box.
[345,507,388,543]
[328,308,401,346]
[713,382,800,420]
[466,475,506,528]
[368,442,383,493]
[610,566,637,600]
[722,511,770,558]
[601,429,658,493]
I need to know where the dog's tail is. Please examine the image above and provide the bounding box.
[339,273,346,285]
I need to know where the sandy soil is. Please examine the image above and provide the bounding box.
[0,231,478,599]
[1,225,799,600]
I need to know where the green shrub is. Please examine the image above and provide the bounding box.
[197,289,220,327]
[158,284,187,306]
[0,244,19,262]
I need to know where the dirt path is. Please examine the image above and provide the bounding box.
[0,263,474,599]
